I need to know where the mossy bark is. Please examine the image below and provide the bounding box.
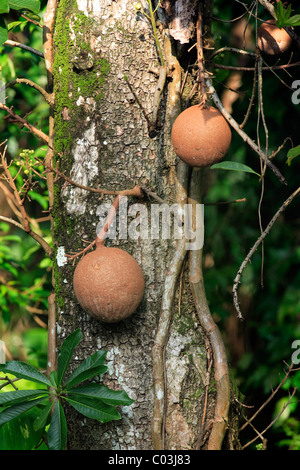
[52,0,227,450]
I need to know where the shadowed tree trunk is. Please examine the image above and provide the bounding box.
[51,0,233,450]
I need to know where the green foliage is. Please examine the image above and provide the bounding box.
[0,0,41,45]
[0,329,134,450]
[0,222,51,325]
[286,145,300,166]
[210,161,261,177]
[275,1,300,28]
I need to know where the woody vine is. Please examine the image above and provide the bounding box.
[0,0,300,451]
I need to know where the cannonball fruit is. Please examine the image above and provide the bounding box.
[258,21,292,55]
[171,105,232,168]
[73,241,145,323]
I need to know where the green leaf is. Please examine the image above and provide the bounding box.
[7,0,40,14]
[57,329,82,386]
[49,370,58,388]
[0,1,9,14]
[0,389,48,406]
[47,399,67,450]
[0,407,45,450]
[0,16,8,46]
[33,401,53,431]
[286,145,300,166]
[64,350,107,390]
[287,15,300,26]
[210,161,261,176]
[0,361,52,387]
[28,190,48,210]
[64,395,121,423]
[7,21,24,32]
[68,383,134,406]
[0,397,47,426]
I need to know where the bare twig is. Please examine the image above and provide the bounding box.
[0,78,53,104]
[196,10,208,106]
[0,104,49,143]
[240,52,259,129]
[243,388,297,449]
[205,77,287,185]
[240,362,297,434]
[3,40,44,58]
[233,186,300,318]
[0,147,52,257]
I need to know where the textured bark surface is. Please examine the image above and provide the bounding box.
[53,0,214,450]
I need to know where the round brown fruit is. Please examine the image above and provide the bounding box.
[73,241,145,323]
[258,21,292,55]
[171,105,232,167]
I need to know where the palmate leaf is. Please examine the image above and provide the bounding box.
[47,399,67,451]
[64,395,121,423]
[57,329,82,386]
[68,383,134,407]
[0,361,52,387]
[63,350,107,390]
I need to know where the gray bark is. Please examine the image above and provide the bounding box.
[53,0,216,450]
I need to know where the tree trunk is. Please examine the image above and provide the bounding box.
[51,0,232,450]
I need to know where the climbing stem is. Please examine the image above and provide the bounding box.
[188,168,231,450]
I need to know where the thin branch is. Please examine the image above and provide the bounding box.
[233,186,300,319]
[213,61,300,73]
[0,214,24,230]
[239,361,296,433]
[0,214,52,257]
[205,77,287,185]
[0,103,49,143]
[3,40,44,58]
[196,10,208,106]
[243,388,297,449]
[0,78,53,104]
[0,146,52,257]
[37,155,144,197]
[210,46,256,60]
[240,52,259,129]
[125,76,157,137]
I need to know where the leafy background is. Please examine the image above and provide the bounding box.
[0,0,300,450]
